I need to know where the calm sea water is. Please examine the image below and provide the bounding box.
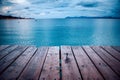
[0,19,120,46]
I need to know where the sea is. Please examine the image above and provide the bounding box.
[0,18,120,46]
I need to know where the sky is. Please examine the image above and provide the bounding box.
[0,0,120,19]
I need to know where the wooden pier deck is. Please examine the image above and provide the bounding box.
[0,45,120,80]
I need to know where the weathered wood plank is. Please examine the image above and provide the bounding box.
[72,46,104,80]
[111,46,120,52]
[91,46,120,76]
[0,45,120,80]
[0,45,18,60]
[61,46,82,80]
[0,45,9,51]
[39,47,60,80]
[18,47,48,80]
[83,46,120,80]
[0,46,37,80]
[101,46,120,61]
[0,46,27,74]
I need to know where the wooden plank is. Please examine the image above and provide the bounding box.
[18,47,48,80]
[61,46,82,80]
[0,45,18,60]
[0,46,27,74]
[83,46,120,80]
[91,46,120,76]
[0,45,9,51]
[72,46,104,80]
[111,46,120,52]
[0,46,37,80]
[101,46,120,61]
[39,46,60,80]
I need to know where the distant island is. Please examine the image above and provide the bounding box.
[0,15,33,19]
[65,16,120,19]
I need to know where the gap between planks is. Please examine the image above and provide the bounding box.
[0,45,120,80]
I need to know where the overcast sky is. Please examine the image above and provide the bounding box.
[0,0,120,18]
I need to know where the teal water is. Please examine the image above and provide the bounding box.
[0,19,120,46]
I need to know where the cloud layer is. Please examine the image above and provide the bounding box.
[0,0,120,18]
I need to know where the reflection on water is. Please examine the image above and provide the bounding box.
[0,19,120,46]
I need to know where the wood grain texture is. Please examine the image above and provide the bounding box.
[111,46,120,52]
[61,46,82,80]
[92,46,120,75]
[39,47,60,80]
[83,46,120,80]
[0,45,18,60]
[0,46,27,74]
[0,45,120,80]
[18,47,48,80]
[72,46,104,80]
[0,45,9,51]
[101,46,120,61]
[0,46,37,80]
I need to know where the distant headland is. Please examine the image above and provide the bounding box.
[65,16,120,19]
[0,15,33,19]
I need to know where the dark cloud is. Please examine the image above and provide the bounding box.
[7,11,10,13]
[0,0,120,18]
[1,0,12,4]
[0,0,2,4]
[32,1,45,4]
[111,8,120,17]
[55,3,69,8]
[77,1,99,7]
[24,7,29,9]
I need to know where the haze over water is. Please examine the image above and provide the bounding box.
[0,19,120,46]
